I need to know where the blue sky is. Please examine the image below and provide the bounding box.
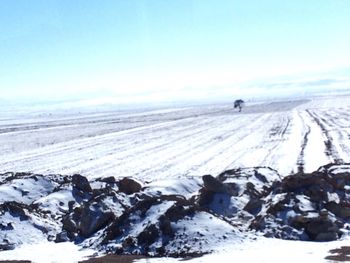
[1,0,350,104]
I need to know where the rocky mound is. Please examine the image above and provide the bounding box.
[250,164,350,241]
[1,164,350,257]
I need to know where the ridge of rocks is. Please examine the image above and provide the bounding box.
[1,163,350,257]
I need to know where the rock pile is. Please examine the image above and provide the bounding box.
[250,164,350,241]
[1,163,350,257]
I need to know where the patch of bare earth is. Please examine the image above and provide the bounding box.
[79,255,147,263]
[325,246,350,261]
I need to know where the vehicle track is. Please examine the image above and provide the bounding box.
[1,99,349,179]
[306,110,343,163]
[0,109,243,175]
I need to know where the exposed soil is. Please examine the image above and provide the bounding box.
[297,123,310,173]
[325,246,350,261]
[79,255,146,263]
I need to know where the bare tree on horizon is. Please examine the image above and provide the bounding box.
[234,99,244,112]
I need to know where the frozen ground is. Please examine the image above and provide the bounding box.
[1,95,350,180]
[136,237,350,263]
[1,95,350,263]
[0,241,94,263]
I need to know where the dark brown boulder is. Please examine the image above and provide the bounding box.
[325,202,350,219]
[244,198,263,215]
[72,174,92,193]
[100,176,117,184]
[137,224,159,245]
[79,206,115,238]
[118,177,142,195]
[202,175,227,193]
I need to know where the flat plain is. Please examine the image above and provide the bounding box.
[1,95,350,180]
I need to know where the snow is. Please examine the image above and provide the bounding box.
[0,177,57,204]
[2,95,350,262]
[0,211,48,247]
[1,97,350,179]
[295,195,315,212]
[324,164,350,175]
[165,211,243,255]
[136,237,350,263]
[127,201,175,238]
[0,241,95,263]
[299,111,332,172]
[35,189,75,216]
[143,177,202,198]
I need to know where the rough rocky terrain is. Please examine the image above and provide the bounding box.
[1,163,350,258]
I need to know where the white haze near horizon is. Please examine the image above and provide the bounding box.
[2,71,350,112]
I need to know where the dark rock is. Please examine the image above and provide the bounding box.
[63,202,116,238]
[199,175,236,206]
[137,224,159,245]
[100,176,116,184]
[197,188,215,206]
[243,198,263,215]
[0,202,30,220]
[72,174,92,193]
[305,216,340,241]
[156,246,166,255]
[118,177,142,195]
[122,236,136,249]
[79,207,115,238]
[315,231,338,242]
[159,216,173,236]
[244,182,262,198]
[202,175,227,193]
[62,216,77,234]
[55,231,70,243]
[0,222,14,230]
[0,241,15,251]
[254,171,268,183]
[326,201,350,218]
[165,203,193,221]
[114,245,124,254]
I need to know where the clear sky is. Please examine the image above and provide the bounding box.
[1,0,350,104]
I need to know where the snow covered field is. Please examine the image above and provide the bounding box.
[1,95,350,180]
[2,95,350,263]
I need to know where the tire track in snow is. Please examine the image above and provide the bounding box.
[183,113,287,176]
[2,100,340,179]
[0,111,243,176]
[62,115,242,177]
[311,109,350,163]
[257,115,293,169]
[0,117,220,172]
[170,114,276,176]
[306,110,343,163]
[89,114,269,179]
[2,110,230,161]
[296,123,311,173]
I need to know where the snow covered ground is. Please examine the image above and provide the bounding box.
[2,237,349,263]
[1,95,350,180]
[1,95,350,263]
[0,241,94,263]
[135,237,350,263]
